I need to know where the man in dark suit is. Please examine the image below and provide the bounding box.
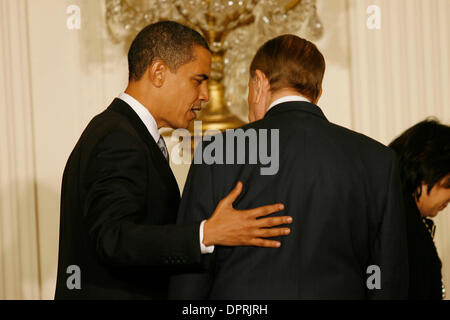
[55,21,293,300]
[170,34,409,299]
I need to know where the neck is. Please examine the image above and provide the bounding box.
[125,82,164,128]
[268,89,310,107]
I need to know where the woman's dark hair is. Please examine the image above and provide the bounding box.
[389,118,450,200]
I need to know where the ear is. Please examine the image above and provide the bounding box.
[254,69,270,104]
[148,60,167,88]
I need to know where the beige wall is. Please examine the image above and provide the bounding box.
[0,0,40,299]
[26,0,128,298]
[0,0,449,299]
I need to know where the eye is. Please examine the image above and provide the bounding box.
[443,179,450,189]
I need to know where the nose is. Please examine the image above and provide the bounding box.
[439,201,449,211]
[199,81,209,103]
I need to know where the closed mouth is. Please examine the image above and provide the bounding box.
[190,106,202,116]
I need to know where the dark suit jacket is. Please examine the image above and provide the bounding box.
[55,98,202,299]
[169,101,408,300]
[404,195,443,299]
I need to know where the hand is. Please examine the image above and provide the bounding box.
[203,181,292,248]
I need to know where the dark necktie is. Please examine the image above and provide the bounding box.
[157,136,169,162]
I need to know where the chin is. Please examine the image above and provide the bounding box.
[180,121,190,129]
[429,210,440,218]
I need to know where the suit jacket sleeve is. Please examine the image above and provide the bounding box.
[82,129,201,269]
[367,154,409,299]
[168,145,218,299]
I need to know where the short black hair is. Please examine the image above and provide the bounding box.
[128,20,210,81]
[389,118,450,200]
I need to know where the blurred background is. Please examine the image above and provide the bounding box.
[0,0,449,299]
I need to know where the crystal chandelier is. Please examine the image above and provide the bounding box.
[106,0,323,132]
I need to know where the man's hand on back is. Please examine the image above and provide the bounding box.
[203,181,292,248]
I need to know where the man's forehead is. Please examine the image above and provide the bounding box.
[176,45,210,75]
[189,52,211,75]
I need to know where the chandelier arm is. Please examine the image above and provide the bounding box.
[261,0,304,24]
[284,0,302,12]
[174,2,203,31]
[121,0,139,15]
[220,15,255,44]
[220,0,257,41]
[221,0,256,33]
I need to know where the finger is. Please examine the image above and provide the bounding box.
[247,203,285,218]
[254,227,291,238]
[250,238,282,248]
[255,216,293,228]
[222,181,243,205]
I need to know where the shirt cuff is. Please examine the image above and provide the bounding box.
[200,220,215,254]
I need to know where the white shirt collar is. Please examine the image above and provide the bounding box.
[118,93,160,143]
[267,95,311,112]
